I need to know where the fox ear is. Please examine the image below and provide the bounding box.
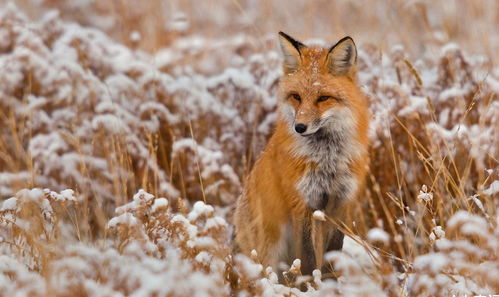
[326,36,357,76]
[278,31,305,73]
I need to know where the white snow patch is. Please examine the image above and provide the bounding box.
[151,198,168,212]
[1,197,17,211]
[188,201,214,221]
[414,253,448,272]
[367,228,390,245]
[483,180,499,195]
[60,189,76,201]
[312,210,326,221]
[107,213,138,228]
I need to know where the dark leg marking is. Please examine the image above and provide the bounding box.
[321,228,345,277]
[301,220,316,276]
[326,228,344,252]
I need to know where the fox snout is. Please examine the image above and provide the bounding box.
[294,120,322,136]
[293,112,322,136]
[294,123,307,134]
[293,109,322,136]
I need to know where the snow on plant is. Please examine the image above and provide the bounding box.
[1,188,232,296]
[1,186,498,296]
[0,4,279,207]
[417,184,433,203]
[367,228,390,246]
[408,211,499,296]
[0,188,81,270]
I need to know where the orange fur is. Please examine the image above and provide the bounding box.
[234,33,369,274]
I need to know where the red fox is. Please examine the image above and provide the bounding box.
[234,32,369,275]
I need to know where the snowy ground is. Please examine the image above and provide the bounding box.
[0,2,498,296]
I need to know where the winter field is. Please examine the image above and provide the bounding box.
[0,1,498,296]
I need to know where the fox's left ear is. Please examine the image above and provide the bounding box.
[326,36,357,76]
[278,31,305,73]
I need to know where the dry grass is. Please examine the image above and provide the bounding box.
[0,1,498,296]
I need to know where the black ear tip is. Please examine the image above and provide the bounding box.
[340,36,355,45]
[278,31,289,38]
[328,36,357,55]
[278,32,305,51]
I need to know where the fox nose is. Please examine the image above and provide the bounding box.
[294,123,307,134]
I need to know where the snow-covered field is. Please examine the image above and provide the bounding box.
[0,1,498,296]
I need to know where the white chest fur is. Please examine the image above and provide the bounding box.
[291,107,362,211]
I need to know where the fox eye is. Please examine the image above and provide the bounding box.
[290,93,301,102]
[317,96,331,103]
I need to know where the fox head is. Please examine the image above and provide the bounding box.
[277,32,365,137]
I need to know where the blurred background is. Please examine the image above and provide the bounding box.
[15,0,498,60]
[1,0,496,221]
[1,0,497,227]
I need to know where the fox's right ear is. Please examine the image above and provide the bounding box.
[278,31,305,73]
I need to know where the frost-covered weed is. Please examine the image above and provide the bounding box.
[3,188,495,296]
[1,188,232,296]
